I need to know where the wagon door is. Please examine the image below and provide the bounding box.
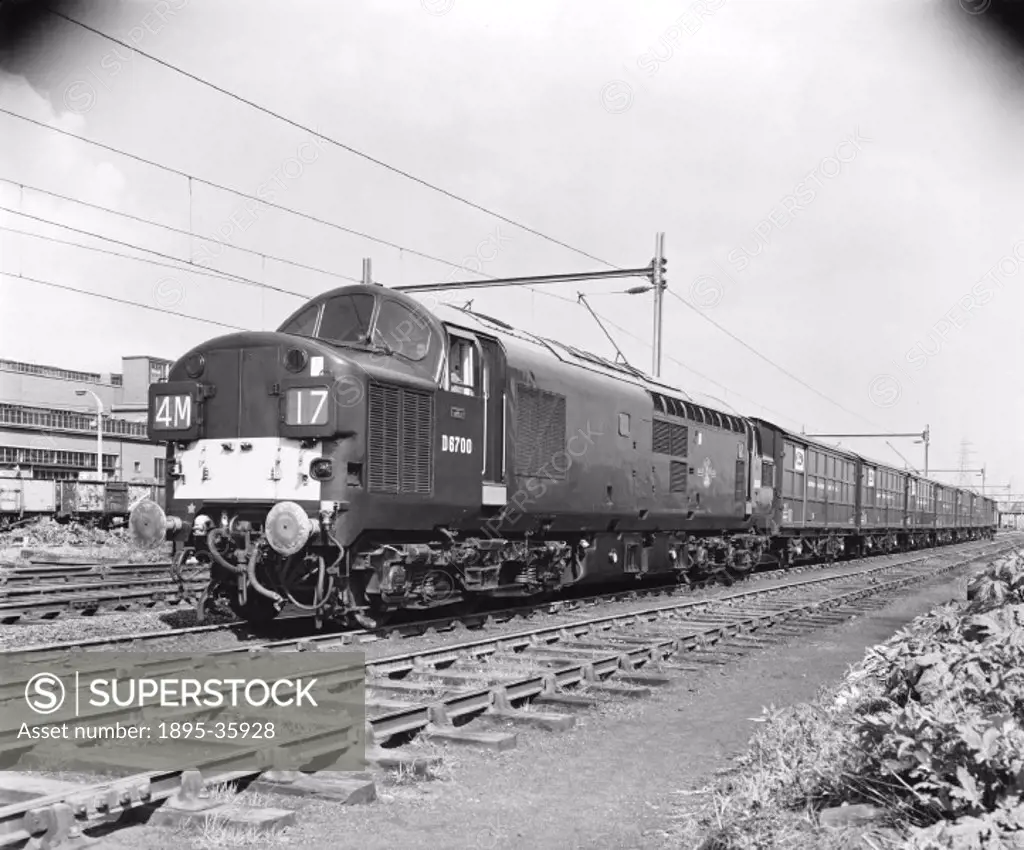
[781,440,806,526]
[862,465,877,528]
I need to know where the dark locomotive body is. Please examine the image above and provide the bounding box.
[128,284,997,627]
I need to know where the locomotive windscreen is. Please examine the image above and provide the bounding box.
[317,293,375,343]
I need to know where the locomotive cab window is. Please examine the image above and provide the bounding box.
[447,334,479,396]
[317,293,375,344]
[373,299,435,363]
[279,302,321,338]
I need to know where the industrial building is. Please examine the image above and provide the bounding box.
[0,355,170,485]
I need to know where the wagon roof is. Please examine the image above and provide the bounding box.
[749,416,988,498]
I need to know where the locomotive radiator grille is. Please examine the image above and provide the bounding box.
[652,418,688,456]
[669,460,688,493]
[514,385,567,480]
[735,459,747,502]
[368,383,433,494]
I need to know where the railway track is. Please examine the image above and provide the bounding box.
[0,562,202,624]
[0,544,952,654]
[0,537,1013,848]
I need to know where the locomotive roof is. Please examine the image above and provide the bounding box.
[292,286,741,419]
[420,297,727,401]
[288,286,990,503]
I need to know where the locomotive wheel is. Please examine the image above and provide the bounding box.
[228,592,281,627]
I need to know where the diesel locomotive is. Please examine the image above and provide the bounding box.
[128,283,997,627]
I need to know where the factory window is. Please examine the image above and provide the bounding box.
[618,413,631,437]
[155,458,166,479]
[318,293,375,344]
[133,461,141,473]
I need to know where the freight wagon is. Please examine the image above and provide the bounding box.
[0,470,165,529]
[750,418,996,563]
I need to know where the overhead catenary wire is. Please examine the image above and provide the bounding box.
[2,271,247,332]
[0,176,363,286]
[4,17,869,440]
[0,108,495,279]
[1,217,802,426]
[46,7,613,269]
[1,202,804,426]
[0,224,314,293]
[0,186,650,354]
[662,287,878,428]
[0,205,312,300]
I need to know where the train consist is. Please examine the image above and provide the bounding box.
[0,470,164,530]
[128,283,998,627]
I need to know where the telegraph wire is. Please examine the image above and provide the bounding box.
[47,7,611,268]
[0,176,362,286]
[0,205,311,300]
[1,271,247,331]
[0,108,496,278]
[663,287,878,427]
[0,225,314,295]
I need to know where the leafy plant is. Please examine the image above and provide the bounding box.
[676,551,1024,849]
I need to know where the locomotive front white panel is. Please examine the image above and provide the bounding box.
[173,437,324,503]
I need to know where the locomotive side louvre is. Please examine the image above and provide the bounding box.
[498,339,650,534]
[648,392,751,531]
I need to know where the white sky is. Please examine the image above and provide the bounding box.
[0,0,1021,494]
